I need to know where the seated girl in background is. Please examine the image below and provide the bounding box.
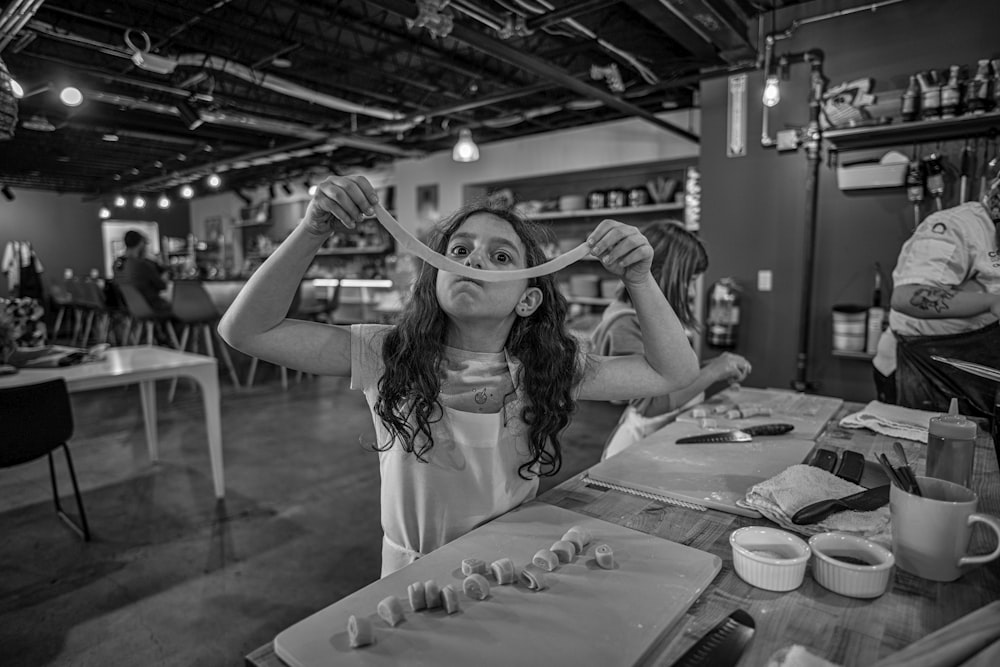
[591,221,752,460]
[219,175,698,577]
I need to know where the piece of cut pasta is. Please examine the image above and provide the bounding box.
[519,564,549,591]
[461,557,487,576]
[490,557,516,585]
[423,579,441,609]
[441,584,460,614]
[565,525,592,548]
[561,530,584,554]
[407,581,426,611]
[348,614,373,648]
[551,540,575,563]
[595,544,615,569]
[377,595,405,627]
[463,573,491,600]
[532,548,560,572]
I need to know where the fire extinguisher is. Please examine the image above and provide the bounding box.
[706,277,741,349]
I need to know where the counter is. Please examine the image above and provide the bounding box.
[246,399,1000,666]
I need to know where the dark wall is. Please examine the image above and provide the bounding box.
[699,0,995,401]
[0,188,190,298]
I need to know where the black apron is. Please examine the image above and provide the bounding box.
[895,322,1000,419]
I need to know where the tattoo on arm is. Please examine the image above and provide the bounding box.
[910,287,956,313]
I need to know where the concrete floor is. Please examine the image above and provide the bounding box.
[0,363,621,667]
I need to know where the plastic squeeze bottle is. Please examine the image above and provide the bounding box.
[926,398,977,488]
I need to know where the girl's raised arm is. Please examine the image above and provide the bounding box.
[217,175,380,377]
[578,220,699,401]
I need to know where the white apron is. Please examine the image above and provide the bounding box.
[379,405,537,577]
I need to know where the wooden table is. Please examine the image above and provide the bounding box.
[245,401,1000,666]
[0,345,226,499]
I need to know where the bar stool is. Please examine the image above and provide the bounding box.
[167,280,241,400]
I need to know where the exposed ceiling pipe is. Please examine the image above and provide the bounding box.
[23,21,405,121]
[363,0,699,143]
[0,0,45,52]
[173,54,403,121]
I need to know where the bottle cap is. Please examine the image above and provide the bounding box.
[929,398,978,439]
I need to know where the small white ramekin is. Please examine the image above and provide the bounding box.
[730,527,811,592]
[808,532,894,598]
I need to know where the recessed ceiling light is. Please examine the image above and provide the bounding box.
[271,57,292,68]
[102,134,119,142]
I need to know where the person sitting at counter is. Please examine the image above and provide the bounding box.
[219,175,698,577]
[113,230,172,315]
[591,220,751,460]
[872,166,1000,418]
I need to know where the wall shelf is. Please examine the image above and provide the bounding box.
[824,111,1000,151]
[532,202,683,221]
[315,245,392,256]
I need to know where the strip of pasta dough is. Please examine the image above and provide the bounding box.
[373,205,591,282]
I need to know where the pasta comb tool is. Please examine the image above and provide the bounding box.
[668,610,756,667]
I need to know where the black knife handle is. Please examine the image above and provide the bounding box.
[791,499,842,525]
[743,423,795,437]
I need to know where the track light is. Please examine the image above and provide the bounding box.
[59,86,83,107]
[180,184,194,199]
[98,205,111,219]
[176,101,204,130]
[762,74,781,108]
[114,194,127,207]
[206,173,221,189]
[452,128,480,162]
[1,185,14,201]
[157,194,171,209]
[133,195,146,208]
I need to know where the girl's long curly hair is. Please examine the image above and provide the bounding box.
[618,220,707,330]
[373,203,582,478]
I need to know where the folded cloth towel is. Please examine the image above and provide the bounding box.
[872,600,1000,667]
[738,464,891,545]
[839,400,938,443]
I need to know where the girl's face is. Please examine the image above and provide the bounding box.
[435,213,541,323]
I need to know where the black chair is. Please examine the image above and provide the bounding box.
[0,379,91,540]
[117,283,180,348]
[168,280,242,399]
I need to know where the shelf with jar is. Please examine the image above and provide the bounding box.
[468,159,697,323]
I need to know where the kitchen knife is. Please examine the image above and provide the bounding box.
[791,484,891,525]
[675,423,795,444]
[669,609,756,667]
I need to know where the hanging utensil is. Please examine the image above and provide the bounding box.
[923,151,946,211]
[959,139,971,204]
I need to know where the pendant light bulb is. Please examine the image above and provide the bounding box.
[60,86,83,107]
[762,75,781,108]
[206,173,221,189]
[133,195,146,208]
[157,194,171,209]
[98,206,111,219]
[114,194,126,207]
[180,184,194,199]
[452,128,480,163]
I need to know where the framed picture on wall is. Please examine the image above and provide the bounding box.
[417,184,439,227]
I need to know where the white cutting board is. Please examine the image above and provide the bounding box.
[274,502,721,667]
[674,387,843,440]
[586,420,817,517]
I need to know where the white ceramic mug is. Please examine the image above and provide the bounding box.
[890,476,1000,582]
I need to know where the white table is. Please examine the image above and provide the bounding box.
[0,346,225,498]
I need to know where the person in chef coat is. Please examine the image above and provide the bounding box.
[872,163,1000,418]
[219,174,699,576]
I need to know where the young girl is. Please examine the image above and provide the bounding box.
[591,221,751,460]
[219,175,698,576]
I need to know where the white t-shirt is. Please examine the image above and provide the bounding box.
[873,202,999,375]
